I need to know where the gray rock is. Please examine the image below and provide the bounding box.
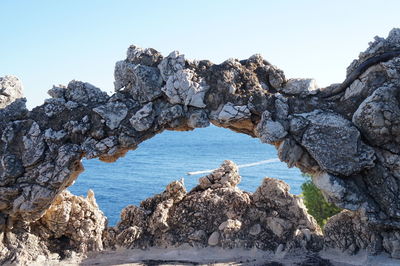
[217,103,250,123]
[93,102,128,130]
[275,96,289,120]
[187,109,209,128]
[353,86,400,153]
[162,69,209,108]
[266,217,287,237]
[48,85,66,99]
[0,98,28,123]
[126,45,163,67]
[0,76,23,109]
[129,65,163,103]
[207,231,220,246]
[158,51,186,81]
[249,223,262,236]
[268,66,286,89]
[0,155,23,184]
[277,138,304,168]
[44,129,67,142]
[1,28,400,264]
[129,102,154,131]
[312,172,367,210]
[298,110,375,176]
[256,111,287,144]
[188,229,206,241]
[158,105,184,128]
[65,81,109,105]
[22,122,45,167]
[44,98,66,117]
[114,60,136,91]
[280,78,318,95]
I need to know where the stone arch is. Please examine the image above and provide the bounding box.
[70,124,303,226]
[1,28,400,261]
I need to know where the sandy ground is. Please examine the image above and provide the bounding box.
[43,246,400,266]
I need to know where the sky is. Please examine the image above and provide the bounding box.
[1,0,399,109]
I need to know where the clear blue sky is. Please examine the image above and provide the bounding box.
[1,0,399,109]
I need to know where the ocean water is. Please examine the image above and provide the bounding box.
[69,126,304,226]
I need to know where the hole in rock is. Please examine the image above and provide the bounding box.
[69,126,303,226]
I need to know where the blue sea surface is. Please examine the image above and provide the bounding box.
[69,126,304,226]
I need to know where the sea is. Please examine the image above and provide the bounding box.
[69,125,304,226]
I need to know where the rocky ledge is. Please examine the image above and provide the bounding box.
[1,29,400,264]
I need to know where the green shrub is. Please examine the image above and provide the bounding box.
[301,175,342,228]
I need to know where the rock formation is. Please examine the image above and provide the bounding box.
[0,190,106,264]
[0,161,322,264]
[0,28,400,263]
[104,161,322,252]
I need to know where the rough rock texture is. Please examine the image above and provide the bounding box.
[104,161,322,252]
[0,190,106,265]
[0,76,23,109]
[0,28,400,263]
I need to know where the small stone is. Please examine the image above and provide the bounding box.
[275,243,285,254]
[301,228,311,241]
[249,224,262,236]
[266,217,285,237]
[208,231,220,246]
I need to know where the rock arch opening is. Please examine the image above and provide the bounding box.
[1,28,400,263]
[69,125,303,225]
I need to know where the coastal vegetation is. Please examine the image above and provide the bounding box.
[301,175,342,227]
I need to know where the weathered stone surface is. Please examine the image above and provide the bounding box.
[0,28,400,263]
[126,45,163,67]
[0,76,23,109]
[353,86,400,153]
[114,58,163,103]
[93,101,128,130]
[322,210,400,256]
[256,110,287,144]
[129,102,154,131]
[279,78,318,95]
[217,103,251,123]
[129,64,163,103]
[0,190,106,264]
[104,161,321,251]
[294,110,375,176]
[162,69,209,107]
[187,109,210,128]
[198,160,240,189]
[158,51,186,81]
[63,81,109,105]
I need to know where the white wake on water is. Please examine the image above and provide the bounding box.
[186,158,281,175]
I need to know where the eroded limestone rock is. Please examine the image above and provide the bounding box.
[162,69,209,108]
[0,28,400,263]
[293,110,375,176]
[0,76,23,109]
[0,190,106,265]
[279,78,318,95]
[104,161,322,251]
